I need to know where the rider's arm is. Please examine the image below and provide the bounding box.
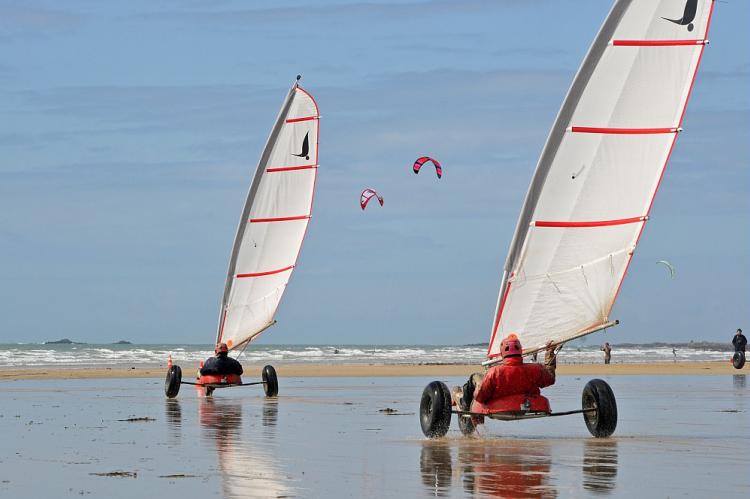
[541,342,558,385]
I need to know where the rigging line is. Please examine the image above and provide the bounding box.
[234,339,251,361]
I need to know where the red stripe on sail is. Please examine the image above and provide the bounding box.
[535,217,645,228]
[571,127,678,134]
[613,39,707,46]
[285,116,317,123]
[266,165,318,173]
[249,215,310,223]
[236,266,294,278]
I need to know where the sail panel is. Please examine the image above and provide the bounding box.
[218,84,319,349]
[489,0,715,358]
[534,133,674,222]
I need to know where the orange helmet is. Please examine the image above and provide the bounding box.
[215,342,229,354]
[500,334,522,358]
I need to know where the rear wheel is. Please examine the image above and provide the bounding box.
[582,379,617,438]
[262,365,278,397]
[164,365,182,398]
[456,391,476,437]
[457,413,476,437]
[420,381,452,438]
[733,351,745,370]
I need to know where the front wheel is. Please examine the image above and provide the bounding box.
[262,365,278,397]
[165,365,182,398]
[733,351,745,370]
[420,381,452,438]
[582,379,617,438]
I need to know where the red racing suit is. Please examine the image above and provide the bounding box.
[474,356,555,404]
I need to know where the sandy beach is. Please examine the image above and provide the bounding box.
[1,372,748,498]
[0,360,738,381]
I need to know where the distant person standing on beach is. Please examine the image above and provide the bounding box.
[733,329,747,353]
[601,342,612,365]
[672,347,677,362]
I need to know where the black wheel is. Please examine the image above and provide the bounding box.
[420,381,452,438]
[582,379,617,438]
[455,389,476,437]
[262,365,278,397]
[205,386,215,397]
[733,351,745,370]
[164,365,182,398]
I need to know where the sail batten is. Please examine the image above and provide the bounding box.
[216,82,319,350]
[489,0,715,358]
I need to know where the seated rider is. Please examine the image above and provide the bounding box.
[200,343,244,377]
[458,333,558,411]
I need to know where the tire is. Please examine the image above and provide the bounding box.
[420,381,452,438]
[582,379,617,438]
[262,365,278,397]
[164,365,182,398]
[733,351,745,370]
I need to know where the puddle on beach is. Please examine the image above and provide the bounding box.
[0,375,748,498]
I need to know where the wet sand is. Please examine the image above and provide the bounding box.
[0,360,738,381]
[0,373,748,498]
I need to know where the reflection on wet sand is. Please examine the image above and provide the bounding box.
[164,399,182,444]
[421,439,558,498]
[262,398,278,429]
[459,440,556,498]
[198,398,290,499]
[582,440,618,494]
[420,442,452,497]
[733,374,746,389]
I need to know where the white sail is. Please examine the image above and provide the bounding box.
[217,81,319,350]
[488,0,715,358]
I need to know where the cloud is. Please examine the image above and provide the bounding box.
[131,0,516,25]
[0,5,82,43]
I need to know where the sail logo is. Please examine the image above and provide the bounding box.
[293,131,310,160]
[662,0,697,32]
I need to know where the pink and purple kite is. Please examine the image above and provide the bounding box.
[413,156,442,179]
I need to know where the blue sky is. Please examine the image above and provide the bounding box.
[0,0,747,345]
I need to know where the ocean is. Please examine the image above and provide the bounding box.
[0,342,735,368]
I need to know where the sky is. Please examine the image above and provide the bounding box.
[0,0,748,345]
